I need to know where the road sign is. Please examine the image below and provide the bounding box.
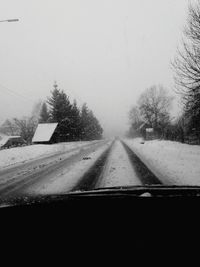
[146,128,153,133]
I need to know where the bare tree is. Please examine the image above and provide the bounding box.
[173,1,200,93]
[31,100,43,119]
[0,116,37,143]
[0,119,19,136]
[127,106,143,137]
[172,1,200,139]
[39,102,50,123]
[129,106,141,127]
[138,85,173,136]
[13,116,38,143]
[173,0,200,95]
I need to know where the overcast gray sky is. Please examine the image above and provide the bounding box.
[0,0,189,137]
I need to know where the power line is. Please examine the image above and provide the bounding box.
[0,83,34,104]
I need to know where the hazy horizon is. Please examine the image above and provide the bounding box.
[0,0,189,137]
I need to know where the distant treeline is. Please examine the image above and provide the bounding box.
[0,82,103,143]
[128,1,200,145]
[127,84,199,144]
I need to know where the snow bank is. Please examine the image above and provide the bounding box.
[124,138,200,185]
[0,141,100,169]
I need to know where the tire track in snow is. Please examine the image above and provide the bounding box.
[71,143,113,191]
[21,141,112,196]
[0,140,110,198]
[72,139,162,190]
[121,141,162,185]
[0,139,163,201]
[96,140,142,188]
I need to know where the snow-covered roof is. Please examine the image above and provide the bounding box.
[0,136,22,147]
[32,123,58,143]
[0,137,9,147]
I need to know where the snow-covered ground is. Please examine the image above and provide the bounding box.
[97,140,142,188]
[0,141,101,169]
[24,141,112,195]
[124,138,200,185]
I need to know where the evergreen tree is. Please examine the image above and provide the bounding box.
[69,100,82,140]
[45,83,103,142]
[80,103,103,140]
[47,82,73,141]
[39,102,50,123]
[47,82,72,123]
[80,103,90,140]
[87,111,103,140]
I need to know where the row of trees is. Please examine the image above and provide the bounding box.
[172,0,200,143]
[0,83,103,143]
[128,1,200,144]
[0,102,41,143]
[39,83,103,141]
[127,85,188,143]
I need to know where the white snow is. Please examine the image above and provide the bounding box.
[24,141,112,195]
[124,138,200,185]
[32,123,58,142]
[0,141,101,169]
[97,140,142,187]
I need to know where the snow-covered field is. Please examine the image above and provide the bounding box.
[0,141,101,169]
[124,138,200,185]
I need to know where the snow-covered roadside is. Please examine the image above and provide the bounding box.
[97,140,142,188]
[0,141,102,169]
[24,141,112,195]
[124,138,200,185]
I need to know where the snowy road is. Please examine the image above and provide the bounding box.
[1,137,199,202]
[95,140,142,188]
[0,139,163,200]
[0,140,111,197]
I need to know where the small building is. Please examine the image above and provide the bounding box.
[0,135,26,149]
[32,123,58,144]
[138,123,156,140]
[145,128,154,140]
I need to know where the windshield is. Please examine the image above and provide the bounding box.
[0,0,200,201]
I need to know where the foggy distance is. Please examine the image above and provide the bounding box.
[0,0,188,137]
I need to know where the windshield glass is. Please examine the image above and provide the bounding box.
[0,0,200,201]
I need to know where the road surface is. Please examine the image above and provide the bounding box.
[0,139,162,200]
